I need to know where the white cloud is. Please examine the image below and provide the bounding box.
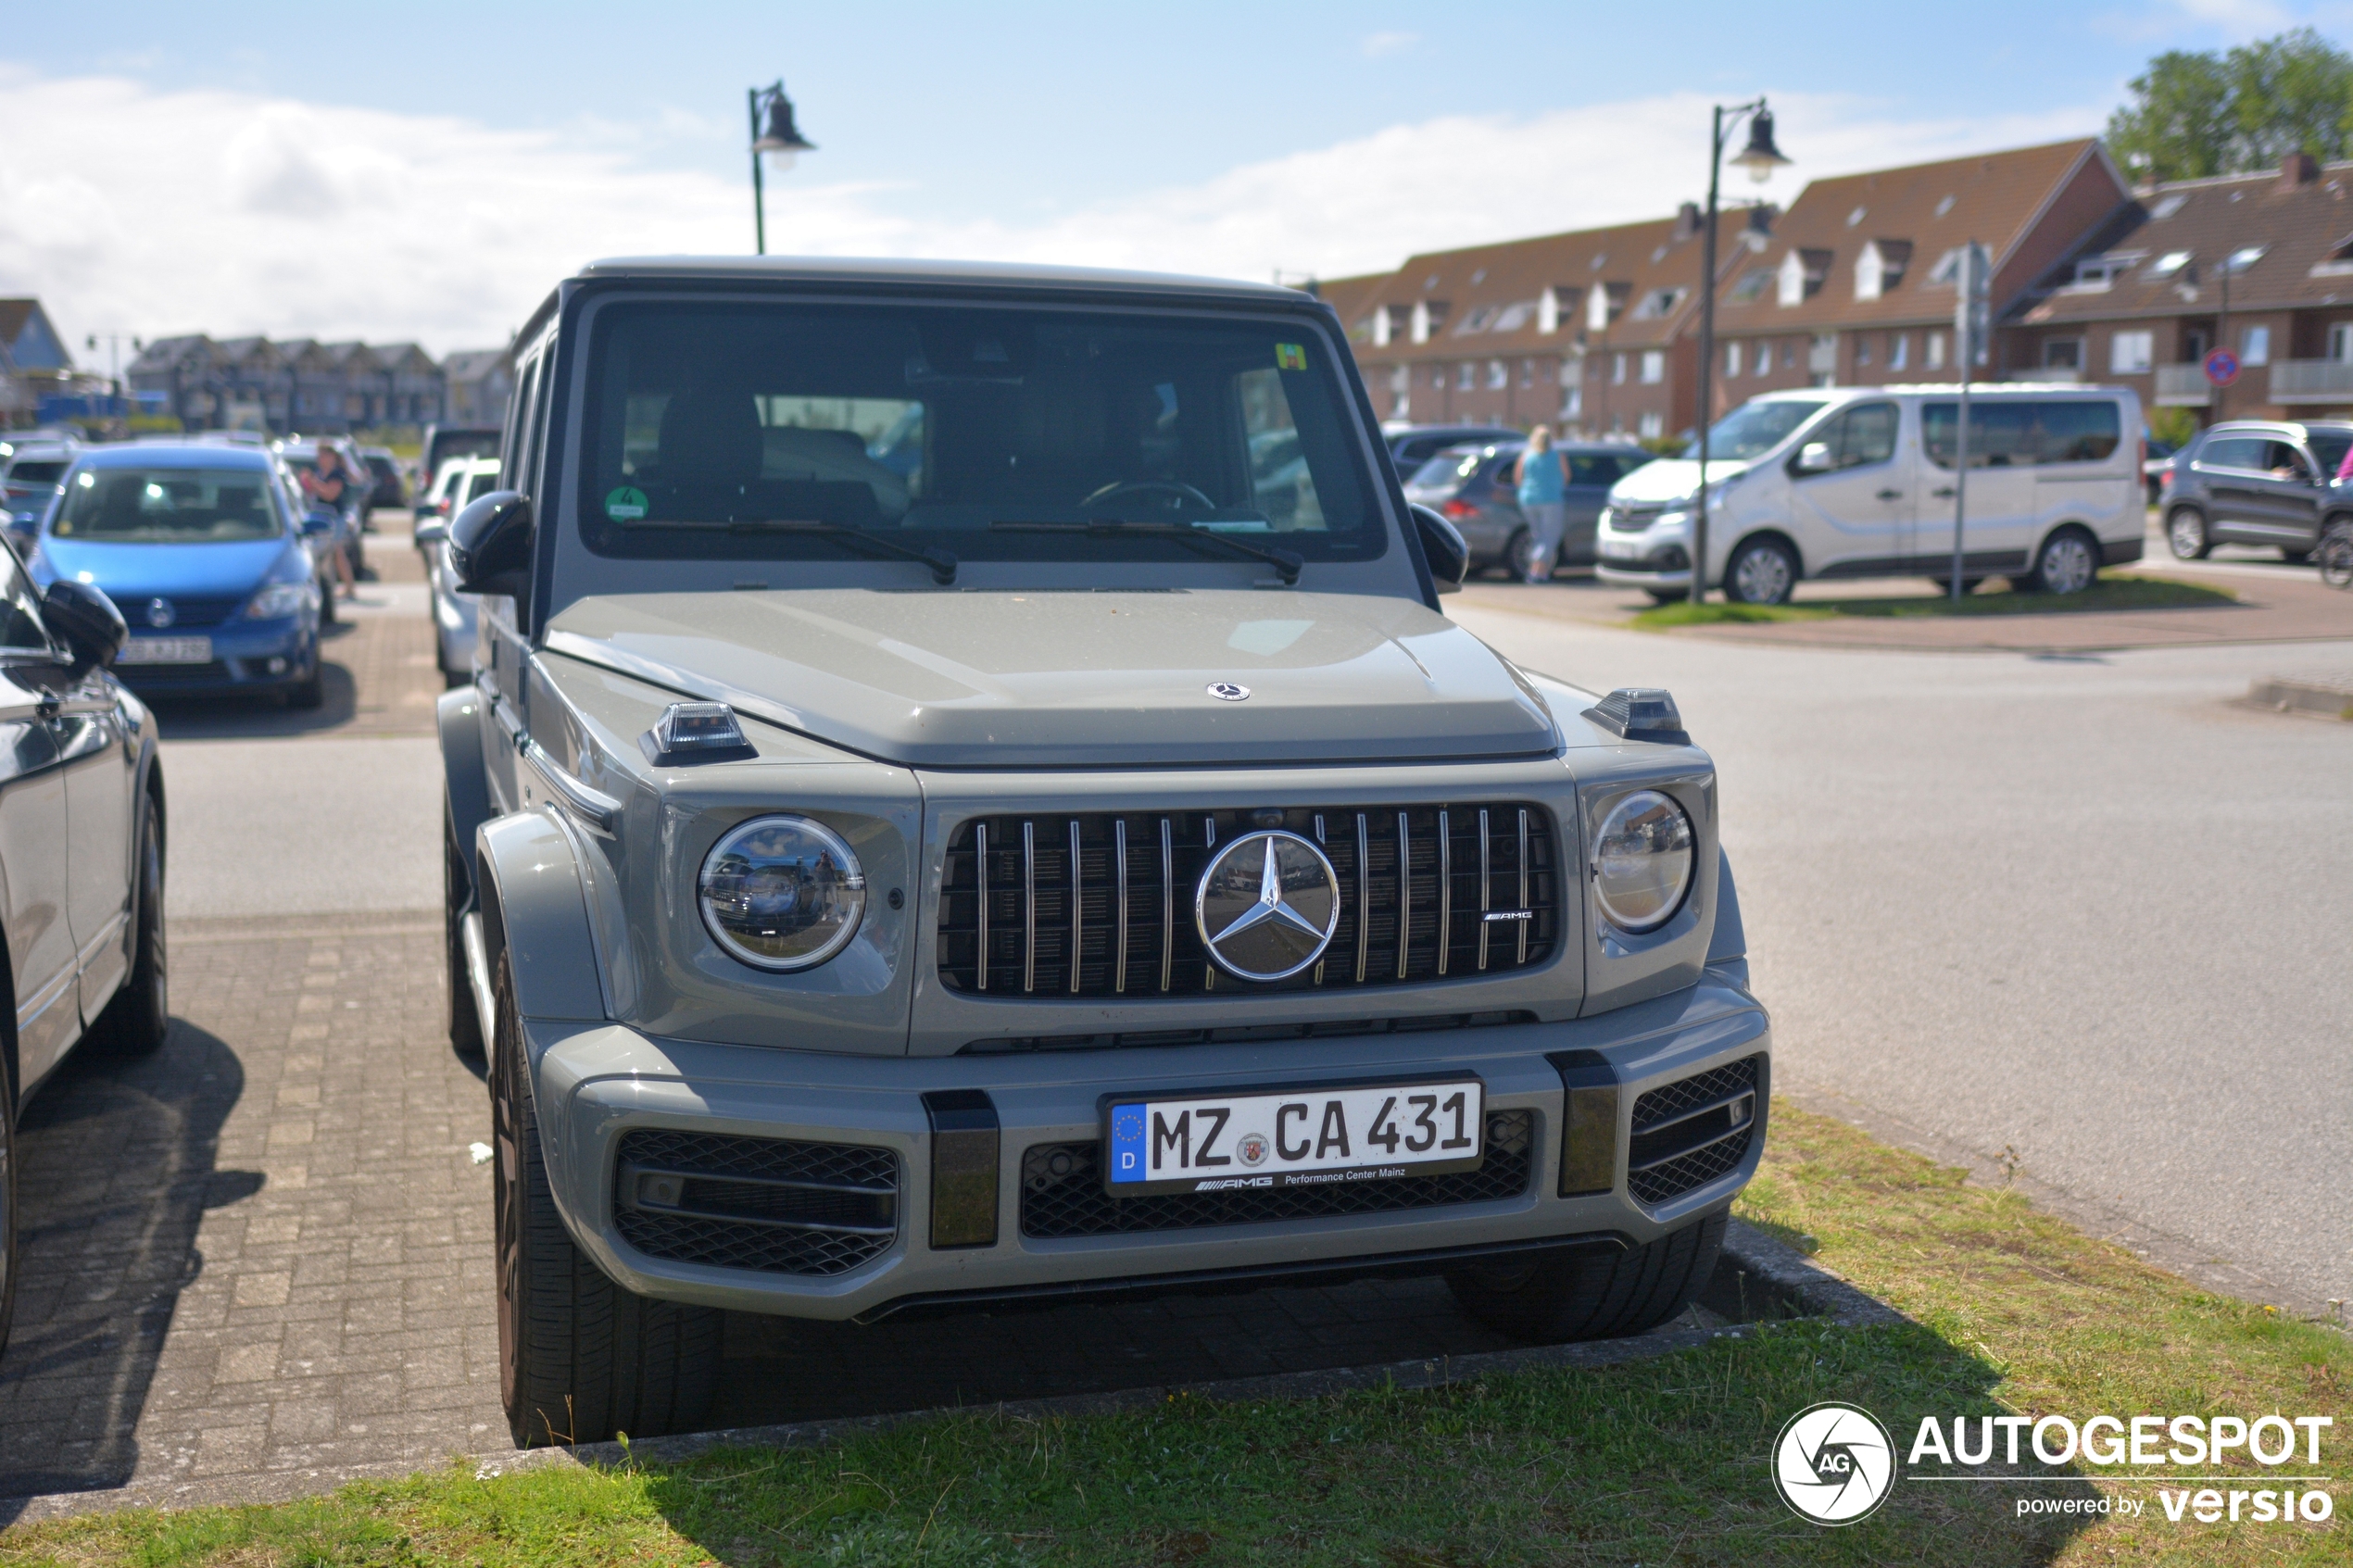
[1361,31,1420,56]
[0,65,2105,357]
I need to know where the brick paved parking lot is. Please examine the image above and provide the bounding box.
[0,523,1627,1512]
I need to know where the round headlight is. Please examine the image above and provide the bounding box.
[698,815,866,970]
[1591,789,1694,933]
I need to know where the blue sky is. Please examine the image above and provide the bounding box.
[1,0,2344,349]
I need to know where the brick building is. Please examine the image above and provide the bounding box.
[128,335,448,434]
[2007,154,2353,423]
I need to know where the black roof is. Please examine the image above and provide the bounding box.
[573,255,1311,305]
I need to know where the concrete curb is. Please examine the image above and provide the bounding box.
[2245,674,2353,718]
[0,1223,1900,1527]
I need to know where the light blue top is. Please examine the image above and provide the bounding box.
[1516,447,1566,506]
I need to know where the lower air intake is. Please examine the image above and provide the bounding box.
[612,1129,900,1277]
[1626,1056,1763,1207]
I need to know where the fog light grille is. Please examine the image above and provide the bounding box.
[613,1129,900,1276]
[1626,1056,1763,1207]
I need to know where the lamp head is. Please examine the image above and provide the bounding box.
[752,86,817,169]
[1730,106,1792,184]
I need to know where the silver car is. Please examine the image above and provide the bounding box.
[412,456,499,684]
[440,257,1769,1446]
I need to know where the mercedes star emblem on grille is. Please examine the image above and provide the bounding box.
[1194,830,1340,981]
[1205,682,1250,701]
[145,598,175,629]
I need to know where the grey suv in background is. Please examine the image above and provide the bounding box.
[2159,419,2353,561]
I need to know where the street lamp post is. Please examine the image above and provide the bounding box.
[747,81,817,256]
[1692,101,1790,604]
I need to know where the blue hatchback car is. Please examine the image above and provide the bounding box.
[31,444,325,707]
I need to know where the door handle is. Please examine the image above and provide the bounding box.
[1875,489,1905,500]
[33,693,59,720]
[1931,487,1957,498]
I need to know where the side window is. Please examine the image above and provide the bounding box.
[1838,403,1897,468]
[1567,454,1619,486]
[2198,437,2266,470]
[2265,441,2314,479]
[0,555,53,655]
[2035,401,2122,465]
[502,352,542,488]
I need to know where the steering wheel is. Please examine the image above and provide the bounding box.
[1080,479,1217,515]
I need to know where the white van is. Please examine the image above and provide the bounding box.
[1594,385,2145,603]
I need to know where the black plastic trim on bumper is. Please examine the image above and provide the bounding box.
[851,1229,1631,1323]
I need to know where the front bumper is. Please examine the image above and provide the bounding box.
[523,964,1768,1322]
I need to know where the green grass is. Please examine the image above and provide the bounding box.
[1630,573,2236,631]
[6,1107,2346,1567]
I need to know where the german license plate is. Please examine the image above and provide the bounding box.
[118,636,212,665]
[1105,1078,1484,1196]
[1598,536,1640,561]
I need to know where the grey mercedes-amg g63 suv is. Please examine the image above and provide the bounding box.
[439,257,1769,1445]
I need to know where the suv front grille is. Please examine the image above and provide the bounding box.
[612,1129,900,1276]
[937,805,1559,999]
[1019,1109,1535,1237]
[1626,1056,1762,1207]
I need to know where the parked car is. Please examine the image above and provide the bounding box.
[34,443,325,708]
[359,446,409,512]
[2155,419,2353,563]
[2142,436,2178,507]
[413,456,499,683]
[2,434,81,546]
[271,436,369,583]
[1404,441,1652,576]
[1597,385,2145,604]
[1383,422,1521,482]
[0,551,169,1358]
[417,423,501,496]
[438,255,1767,1445]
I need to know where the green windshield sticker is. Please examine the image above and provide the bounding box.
[1275,343,1307,371]
[604,485,648,521]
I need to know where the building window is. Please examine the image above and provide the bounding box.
[1780,340,1796,370]
[2240,325,2271,365]
[1388,364,1409,419]
[2110,331,2154,374]
[1456,362,1476,391]
[1855,336,1873,368]
[1890,333,1910,370]
[1612,353,1628,384]
[2044,339,2082,370]
[1520,358,1535,388]
[1725,341,1742,377]
[1561,383,1582,420]
[1372,307,1393,348]
[1639,350,1664,384]
[1638,411,1663,440]
[2329,323,2353,362]
[1926,331,1946,370]
[1433,366,1447,389]
[1487,359,1508,389]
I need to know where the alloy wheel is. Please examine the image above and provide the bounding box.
[2168,510,2208,560]
[1730,543,1793,605]
[2040,533,2096,595]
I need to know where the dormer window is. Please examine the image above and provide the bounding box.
[1629,286,1685,320]
[1587,282,1629,331]
[1855,240,1913,301]
[1411,300,1448,344]
[1371,306,1395,347]
[1538,286,1572,334]
[1455,305,1497,334]
[1778,249,1830,307]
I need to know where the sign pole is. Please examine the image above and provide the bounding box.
[1949,241,1988,604]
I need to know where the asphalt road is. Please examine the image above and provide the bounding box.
[149,533,2352,1314]
[1453,590,2353,1315]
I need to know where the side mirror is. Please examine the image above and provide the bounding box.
[41,578,127,671]
[449,489,534,596]
[413,518,449,546]
[1409,503,1470,595]
[1794,442,1834,474]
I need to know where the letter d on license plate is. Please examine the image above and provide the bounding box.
[1104,1078,1485,1196]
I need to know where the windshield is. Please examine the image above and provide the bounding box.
[1703,399,1829,461]
[579,302,1380,567]
[2311,432,2352,476]
[1407,450,1480,490]
[6,461,67,485]
[53,467,286,543]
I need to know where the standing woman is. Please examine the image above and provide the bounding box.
[1513,425,1568,584]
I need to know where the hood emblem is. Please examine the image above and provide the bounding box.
[1195,831,1340,982]
[1206,682,1250,702]
[145,598,175,629]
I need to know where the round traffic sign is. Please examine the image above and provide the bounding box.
[2205,348,2241,387]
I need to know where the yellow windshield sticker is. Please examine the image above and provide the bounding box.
[1275,343,1307,371]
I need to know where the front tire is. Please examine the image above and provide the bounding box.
[1644,587,1688,606]
[492,943,718,1446]
[1723,536,1798,605]
[93,792,168,1059]
[2168,508,2210,560]
[2032,527,2099,596]
[1447,1210,1728,1341]
[0,1061,17,1361]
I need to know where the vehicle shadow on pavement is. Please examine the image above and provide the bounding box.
[138,657,362,741]
[0,1020,249,1514]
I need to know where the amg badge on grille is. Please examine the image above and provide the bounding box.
[1193,831,1340,981]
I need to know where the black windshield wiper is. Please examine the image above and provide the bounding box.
[990,520,1302,585]
[621,518,956,584]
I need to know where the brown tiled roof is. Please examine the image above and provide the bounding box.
[1711,138,2116,332]
[2018,158,2353,323]
[1342,210,1732,361]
